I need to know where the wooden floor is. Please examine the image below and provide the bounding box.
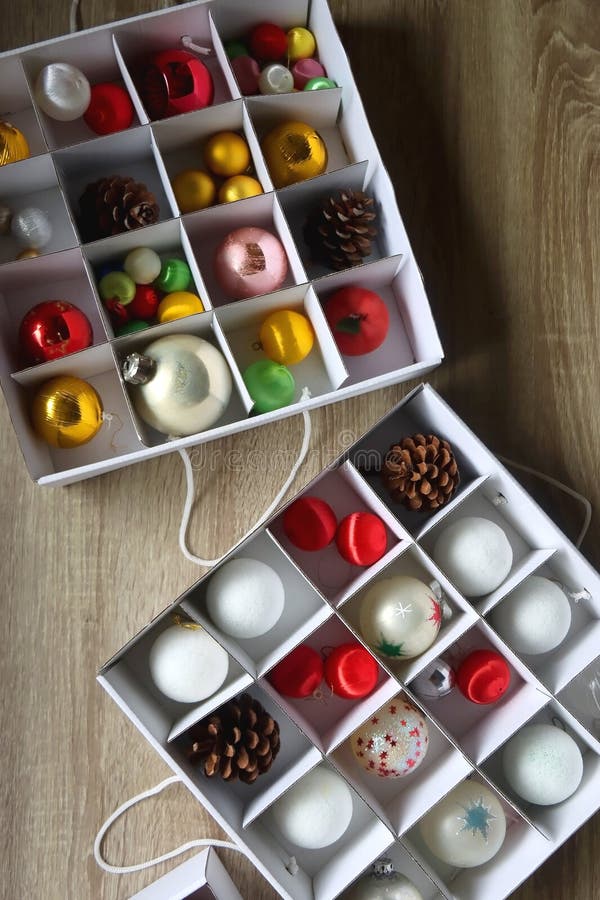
[2,1,599,897]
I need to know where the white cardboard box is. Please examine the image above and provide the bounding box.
[99,383,600,900]
[130,848,243,899]
[0,0,443,485]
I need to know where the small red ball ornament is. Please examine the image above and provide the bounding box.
[104,297,129,328]
[324,643,379,699]
[269,644,324,698]
[283,496,337,551]
[336,512,387,566]
[140,49,214,120]
[456,649,511,705]
[325,287,390,356]
[128,284,160,320]
[249,23,288,61]
[19,300,93,365]
[84,83,135,136]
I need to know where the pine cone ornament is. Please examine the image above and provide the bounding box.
[303,189,377,270]
[382,433,460,511]
[184,693,280,784]
[79,175,159,242]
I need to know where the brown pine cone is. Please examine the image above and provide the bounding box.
[183,693,280,784]
[79,175,159,242]
[303,189,378,270]
[382,434,460,511]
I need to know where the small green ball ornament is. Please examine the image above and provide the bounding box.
[243,359,295,414]
[225,40,248,60]
[304,77,337,91]
[155,258,192,293]
[117,320,150,336]
[99,271,136,304]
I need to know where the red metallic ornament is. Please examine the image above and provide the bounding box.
[324,643,379,699]
[128,284,160,320]
[105,297,129,328]
[249,23,288,61]
[283,496,337,551]
[268,644,324,698]
[140,49,214,120]
[456,649,511,705]
[84,83,135,136]
[19,300,93,365]
[336,512,387,566]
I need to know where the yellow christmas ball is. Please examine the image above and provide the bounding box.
[0,120,30,167]
[204,131,251,177]
[172,169,216,213]
[157,291,204,323]
[287,27,316,62]
[31,375,103,448]
[261,121,328,188]
[218,175,264,204]
[259,309,314,365]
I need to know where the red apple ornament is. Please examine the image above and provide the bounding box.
[325,286,389,356]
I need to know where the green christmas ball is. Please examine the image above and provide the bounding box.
[155,258,191,293]
[99,271,136,304]
[225,39,248,60]
[243,359,295,414]
[117,320,150,336]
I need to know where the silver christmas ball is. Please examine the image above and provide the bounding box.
[34,63,91,122]
[11,207,52,248]
[411,658,455,700]
[342,858,424,900]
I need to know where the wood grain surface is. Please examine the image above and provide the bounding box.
[1,1,599,898]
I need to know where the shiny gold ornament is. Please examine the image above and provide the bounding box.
[218,175,263,204]
[172,169,216,213]
[157,291,204,323]
[204,131,251,177]
[261,120,327,188]
[17,248,41,261]
[31,375,103,448]
[287,27,316,62]
[0,120,30,167]
[259,309,315,365]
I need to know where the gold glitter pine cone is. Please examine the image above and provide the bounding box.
[303,188,378,270]
[382,433,460,511]
[79,175,159,242]
[184,693,280,784]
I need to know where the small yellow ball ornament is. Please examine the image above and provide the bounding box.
[218,175,264,204]
[261,121,328,188]
[259,309,315,365]
[287,27,317,62]
[204,131,251,177]
[31,375,103,448]
[172,169,216,213]
[0,120,30,167]
[157,291,204,323]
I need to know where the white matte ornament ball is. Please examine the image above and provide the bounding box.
[258,63,294,95]
[360,575,442,660]
[490,575,571,655]
[350,696,429,777]
[433,516,513,597]
[271,764,353,849]
[11,207,52,248]
[206,558,285,639]
[502,724,583,805]
[34,63,91,121]
[419,780,507,868]
[149,624,229,704]
[124,247,162,285]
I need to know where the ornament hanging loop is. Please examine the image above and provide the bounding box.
[181,35,213,56]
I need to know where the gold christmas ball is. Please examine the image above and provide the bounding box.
[204,131,251,177]
[31,375,103,448]
[261,120,328,188]
[172,169,216,213]
[0,120,30,167]
[17,248,40,261]
[287,27,316,62]
[259,309,315,365]
[218,175,264,204]
[157,291,204,323]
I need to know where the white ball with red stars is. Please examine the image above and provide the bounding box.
[349,696,429,777]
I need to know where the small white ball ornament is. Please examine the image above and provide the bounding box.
[502,724,583,806]
[259,63,294,95]
[359,575,442,660]
[271,764,354,849]
[433,516,513,597]
[419,779,506,868]
[11,207,52,248]
[149,624,229,704]
[124,247,162,285]
[34,63,91,122]
[206,557,285,639]
[490,575,571,655]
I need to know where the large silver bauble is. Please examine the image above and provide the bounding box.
[342,858,424,900]
[11,207,52,248]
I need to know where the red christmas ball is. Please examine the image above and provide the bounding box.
[324,643,379,699]
[84,83,135,136]
[283,496,337,551]
[19,301,93,365]
[249,22,288,61]
[325,287,390,356]
[104,297,129,328]
[335,512,387,566]
[128,284,160,320]
[456,649,511,705]
[140,49,214,119]
[269,644,323,698]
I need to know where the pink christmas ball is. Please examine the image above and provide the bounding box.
[292,58,326,90]
[214,226,289,300]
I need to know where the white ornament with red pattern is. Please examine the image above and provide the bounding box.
[350,696,429,777]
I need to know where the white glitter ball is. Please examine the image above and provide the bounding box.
[502,724,583,806]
